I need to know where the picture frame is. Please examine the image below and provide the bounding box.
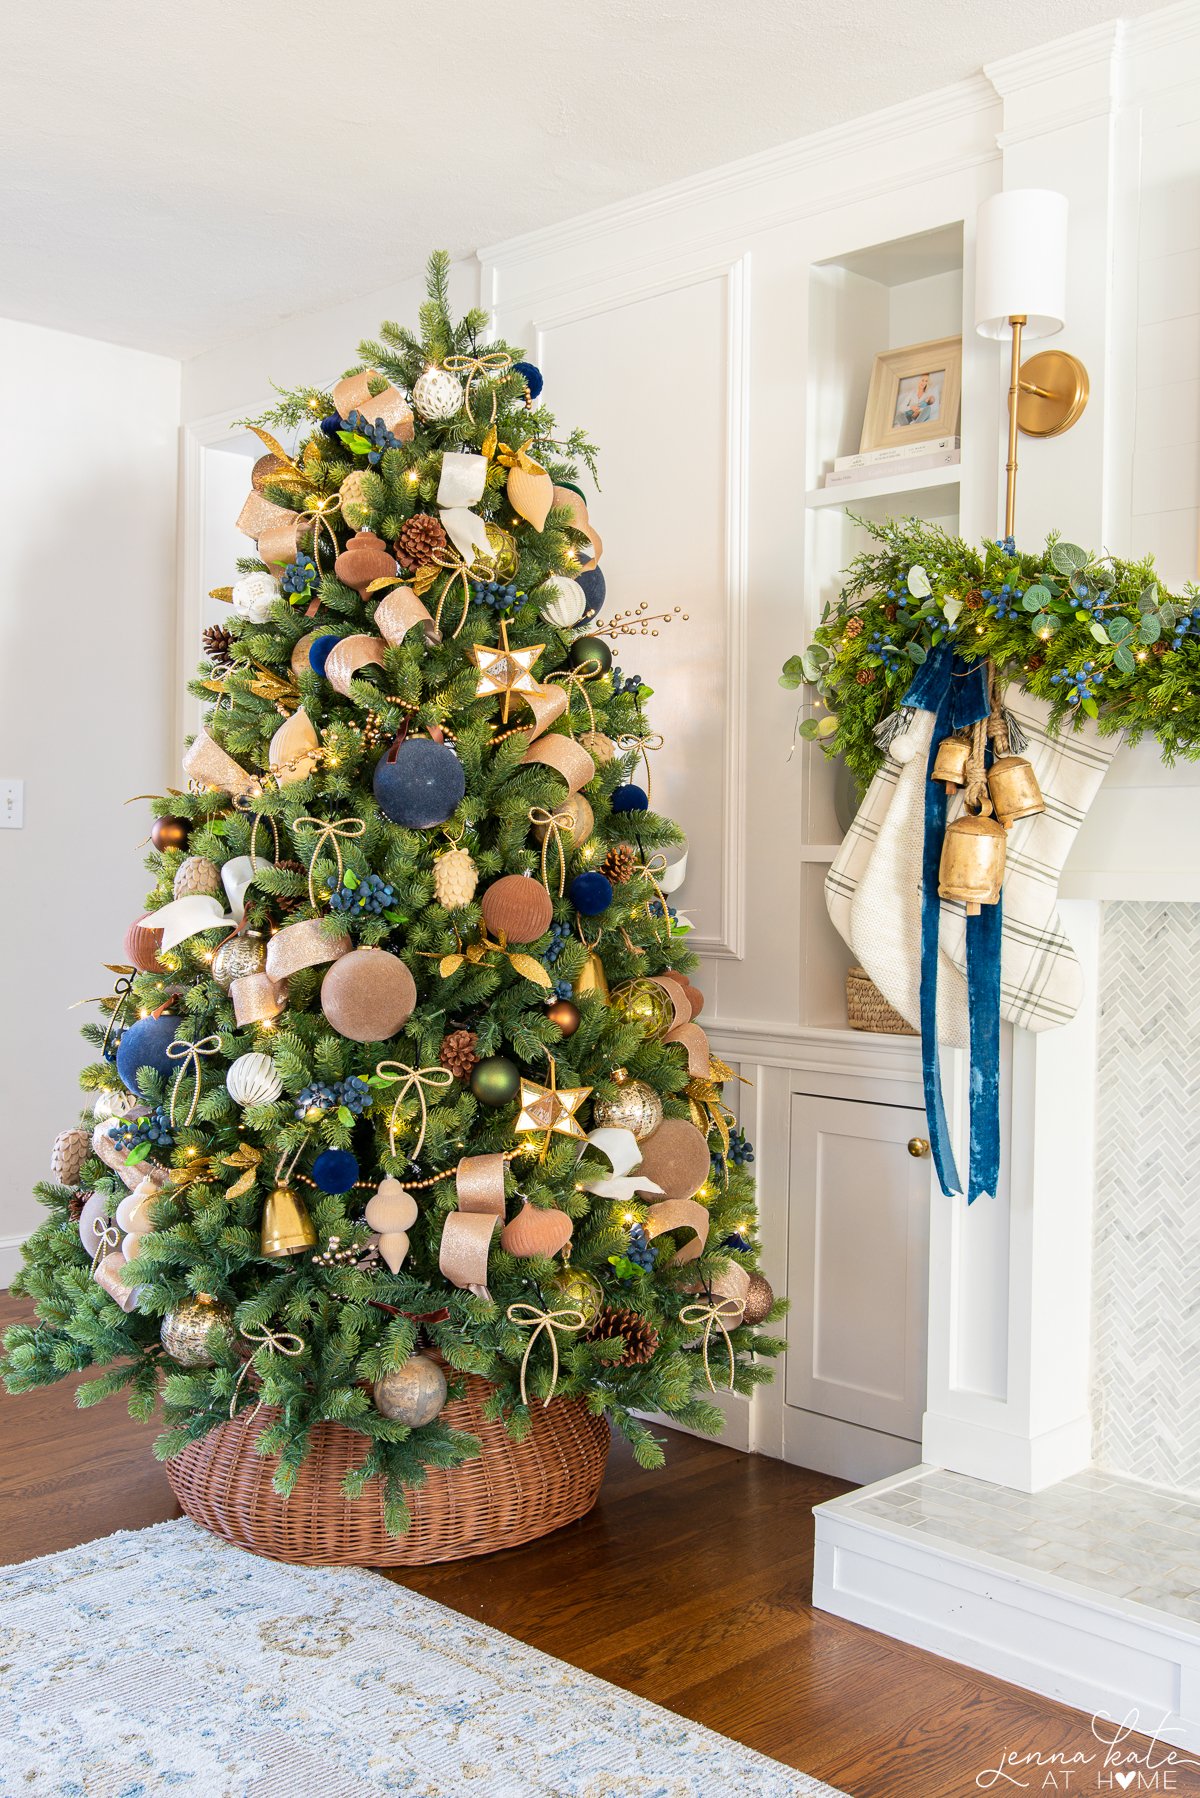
[860,335,962,453]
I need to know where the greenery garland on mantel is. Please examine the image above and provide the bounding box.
[783,518,1200,790]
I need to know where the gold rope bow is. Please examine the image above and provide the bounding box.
[438,925,552,990]
[166,1036,223,1128]
[230,1321,306,1420]
[374,1061,455,1159]
[528,807,568,897]
[545,664,602,737]
[299,491,342,571]
[90,1219,123,1274]
[505,1302,586,1407]
[413,546,476,639]
[633,853,671,934]
[248,810,282,869]
[292,816,367,908]
[443,351,513,424]
[679,1295,743,1392]
[619,731,664,801]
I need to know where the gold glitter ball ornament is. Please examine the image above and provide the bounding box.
[610,978,675,1040]
[740,1272,775,1328]
[592,1071,664,1142]
[372,1353,448,1425]
[160,1295,232,1367]
[433,845,478,910]
[545,1265,605,1325]
[211,932,267,993]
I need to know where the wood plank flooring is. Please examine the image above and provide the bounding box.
[1,1292,1190,1797]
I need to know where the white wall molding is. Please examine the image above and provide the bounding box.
[0,1233,30,1290]
[706,1019,921,1087]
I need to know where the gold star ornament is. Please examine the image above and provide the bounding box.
[469,618,545,723]
[515,1060,592,1159]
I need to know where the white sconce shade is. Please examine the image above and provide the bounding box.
[975,188,1068,340]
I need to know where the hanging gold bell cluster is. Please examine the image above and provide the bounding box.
[931,664,1045,914]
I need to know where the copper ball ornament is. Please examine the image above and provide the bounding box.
[124,917,165,975]
[151,816,190,853]
[634,1117,711,1200]
[373,1353,448,1425]
[211,932,267,993]
[479,874,554,945]
[320,946,417,1043]
[160,1295,232,1367]
[741,1272,775,1328]
[547,998,581,1036]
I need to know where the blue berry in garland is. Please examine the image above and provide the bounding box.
[470,578,521,612]
[626,1222,656,1271]
[340,409,406,465]
[728,1126,755,1167]
[281,555,318,602]
[295,1082,337,1122]
[544,921,572,964]
[335,1076,373,1117]
[329,872,396,916]
[112,1106,174,1154]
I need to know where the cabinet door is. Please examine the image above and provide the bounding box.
[786,1093,930,1443]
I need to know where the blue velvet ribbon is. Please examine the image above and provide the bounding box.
[903,646,1001,1203]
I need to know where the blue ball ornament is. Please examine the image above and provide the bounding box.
[115,1013,181,1097]
[320,414,343,436]
[512,360,544,400]
[309,633,341,676]
[374,738,466,829]
[576,566,606,621]
[569,871,613,916]
[611,783,649,814]
[311,1148,360,1194]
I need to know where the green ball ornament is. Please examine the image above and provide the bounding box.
[470,1055,520,1106]
[568,634,612,676]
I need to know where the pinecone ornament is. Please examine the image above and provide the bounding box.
[965,588,984,610]
[202,624,233,671]
[855,668,876,685]
[440,1029,479,1080]
[395,513,448,572]
[585,1306,660,1367]
[844,616,864,638]
[433,845,478,910]
[600,843,636,884]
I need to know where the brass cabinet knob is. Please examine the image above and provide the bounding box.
[907,1137,930,1158]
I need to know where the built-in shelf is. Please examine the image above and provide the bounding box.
[806,466,962,512]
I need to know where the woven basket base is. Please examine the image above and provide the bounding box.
[165,1376,611,1567]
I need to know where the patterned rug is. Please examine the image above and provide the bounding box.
[0,1519,843,1797]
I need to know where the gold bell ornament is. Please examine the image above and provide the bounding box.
[261,1186,318,1258]
[937,799,1007,916]
[572,948,610,1003]
[987,752,1045,830]
[930,733,971,794]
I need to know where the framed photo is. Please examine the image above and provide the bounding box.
[860,335,962,452]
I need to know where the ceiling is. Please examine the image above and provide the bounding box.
[2,0,1163,361]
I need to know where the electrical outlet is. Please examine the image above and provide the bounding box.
[0,779,24,828]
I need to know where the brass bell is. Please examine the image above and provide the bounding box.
[987,754,1045,830]
[261,1186,317,1258]
[938,802,1006,916]
[931,734,971,793]
[572,949,610,1003]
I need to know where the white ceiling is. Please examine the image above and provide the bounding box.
[3,0,1164,361]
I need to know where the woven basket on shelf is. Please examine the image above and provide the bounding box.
[165,1373,610,1567]
[845,966,918,1037]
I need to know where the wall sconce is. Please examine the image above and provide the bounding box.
[975,188,1089,538]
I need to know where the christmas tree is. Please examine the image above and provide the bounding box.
[4,254,781,1536]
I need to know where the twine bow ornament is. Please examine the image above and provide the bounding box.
[619,731,664,801]
[545,664,602,737]
[100,974,136,1060]
[528,806,568,896]
[679,1295,743,1392]
[505,1301,586,1406]
[292,816,367,908]
[298,491,342,571]
[373,1061,455,1159]
[443,351,513,424]
[230,1320,306,1420]
[633,853,671,934]
[166,1036,223,1128]
[412,546,478,639]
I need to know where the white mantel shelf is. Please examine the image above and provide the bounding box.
[805,466,962,511]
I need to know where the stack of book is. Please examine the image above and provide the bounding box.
[821,436,960,488]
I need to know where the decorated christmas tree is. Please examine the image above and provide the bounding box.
[4,254,781,1541]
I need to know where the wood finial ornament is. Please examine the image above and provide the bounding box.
[364,1176,419,1273]
[334,530,397,595]
[499,1197,574,1259]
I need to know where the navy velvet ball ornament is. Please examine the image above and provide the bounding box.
[576,566,606,621]
[611,783,649,814]
[116,1014,181,1096]
[512,360,544,400]
[311,1148,360,1194]
[569,871,613,916]
[568,634,612,675]
[309,633,341,676]
[374,737,466,829]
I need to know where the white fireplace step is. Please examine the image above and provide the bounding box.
[813,1464,1200,1753]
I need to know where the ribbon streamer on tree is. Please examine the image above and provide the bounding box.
[679,1295,743,1392]
[505,1301,586,1406]
[292,815,367,908]
[373,1061,455,1159]
[166,1036,223,1128]
[229,1320,306,1420]
[443,351,513,424]
[528,806,568,896]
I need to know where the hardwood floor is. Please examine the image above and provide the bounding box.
[1,1290,1191,1798]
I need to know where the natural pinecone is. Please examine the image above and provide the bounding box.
[844,616,864,638]
[268,858,307,917]
[439,1029,479,1080]
[855,668,876,686]
[202,624,233,670]
[585,1306,660,1367]
[1026,654,1044,672]
[883,602,898,622]
[601,843,636,884]
[965,589,984,610]
[1152,641,1169,658]
[67,1193,86,1221]
[395,513,448,572]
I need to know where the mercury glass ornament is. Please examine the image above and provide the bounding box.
[545,1265,604,1326]
[160,1295,232,1367]
[592,1071,664,1141]
[211,932,267,993]
[610,978,675,1041]
[372,1354,448,1425]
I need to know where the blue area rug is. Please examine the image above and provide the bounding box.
[0,1518,844,1796]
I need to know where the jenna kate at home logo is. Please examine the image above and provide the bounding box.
[976,1714,1200,1791]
